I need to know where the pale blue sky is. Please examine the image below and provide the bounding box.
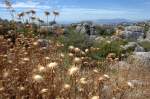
[0,0,150,22]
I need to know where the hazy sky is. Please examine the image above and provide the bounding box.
[0,0,150,22]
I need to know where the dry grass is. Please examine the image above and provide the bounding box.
[0,34,149,99]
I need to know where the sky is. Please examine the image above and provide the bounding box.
[0,0,150,22]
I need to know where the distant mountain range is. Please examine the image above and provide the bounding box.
[93,18,133,24]
[59,18,135,25]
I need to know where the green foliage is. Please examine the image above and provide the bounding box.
[88,39,128,60]
[139,41,150,51]
[96,26,115,37]
[57,28,93,50]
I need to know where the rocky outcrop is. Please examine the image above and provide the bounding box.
[146,30,150,40]
[131,52,150,67]
[75,22,97,35]
[120,26,144,41]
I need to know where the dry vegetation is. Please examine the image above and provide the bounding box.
[0,34,149,99]
[0,0,149,99]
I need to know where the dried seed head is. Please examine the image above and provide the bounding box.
[60,53,65,58]
[85,49,89,53]
[91,96,99,99]
[33,75,43,82]
[68,53,74,58]
[93,69,99,74]
[80,77,88,85]
[0,87,4,92]
[40,88,48,94]
[22,57,30,62]
[3,71,9,78]
[74,47,80,53]
[103,74,110,79]
[63,84,71,90]
[68,45,74,51]
[98,77,104,82]
[45,57,50,60]
[38,66,46,73]
[47,62,58,69]
[68,66,79,76]
[73,57,81,64]
[19,86,25,91]
[33,41,38,46]
[127,81,134,88]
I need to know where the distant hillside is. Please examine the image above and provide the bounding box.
[93,18,133,24]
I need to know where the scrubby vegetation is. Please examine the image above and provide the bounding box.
[0,0,150,99]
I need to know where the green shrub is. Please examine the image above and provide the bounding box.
[88,39,128,60]
[57,28,93,50]
[139,41,150,51]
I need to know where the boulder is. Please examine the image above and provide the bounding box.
[134,45,145,52]
[120,26,144,41]
[132,52,150,67]
[146,30,150,40]
[122,42,137,50]
[75,22,97,35]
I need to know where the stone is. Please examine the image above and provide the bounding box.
[120,26,144,41]
[134,45,145,52]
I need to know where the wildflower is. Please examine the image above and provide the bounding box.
[47,62,58,69]
[33,74,43,82]
[91,96,99,99]
[68,66,79,76]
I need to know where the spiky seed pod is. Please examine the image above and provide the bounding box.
[47,62,58,70]
[45,57,50,60]
[68,66,79,76]
[38,66,46,73]
[33,41,38,46]
[91,96,99,99]
[85,49,89,53]
[63,84,71,90]
[68,45,74,51]
[19,86,25,91]
[40,89,48,94]
[127,81,134,88]
[74,47,80,53]
[103,74,110,80]
[33,75,43,82]
[79,78,88,85]
[22,57,30,62]
[3,71,9,78]
[73,57,82,64]
[60,53,65,58]
[93,69,99,74]
[68,53,74,58]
